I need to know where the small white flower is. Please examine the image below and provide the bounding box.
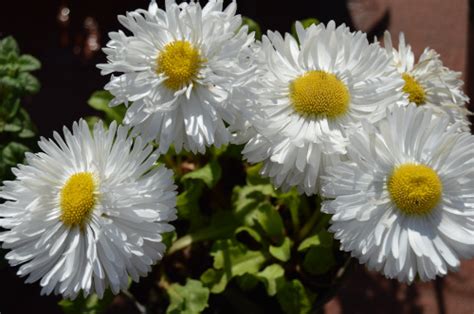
[0,120,177,299]
[242,21,404,195]
[98,0,256,154]
[384,31,471,131]
[322,105,474,283]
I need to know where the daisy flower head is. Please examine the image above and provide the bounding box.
[384,31,471,131]
[0,120,177,299]
[98,0,257,154]
[242,21,405,195]
[322,105,474,283]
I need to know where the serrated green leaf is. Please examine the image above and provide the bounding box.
[17,54,41,72]
[257,264,285,296]
[202,239,267,293]
[242,17,262,40]
[87,90,125,123]
[302,245,335,275]
[276,279,311,314]
[167,279,210,314]
[58,291,114,314]
[181,160,221,189]
[3,142,29,166]
[269,237,291,262]
[297,230,333,252]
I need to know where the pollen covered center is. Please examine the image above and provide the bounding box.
[290,70,350,118]
[157,40,203,91]
[60,172,96,226]
[402,73,426,106]
[388,163,442,216]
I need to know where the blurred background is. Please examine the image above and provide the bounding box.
[0,0,472,313]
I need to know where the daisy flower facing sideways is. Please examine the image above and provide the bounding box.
[384,31,471,131]
[98,0,256,154]
[0,120,177,299]
[242,21,404,195]
[322,105,474,282]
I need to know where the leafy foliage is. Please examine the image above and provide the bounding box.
[58,291,114,314]
[86,91,126,125]
[167,279,210,314]
[0,36,39,180]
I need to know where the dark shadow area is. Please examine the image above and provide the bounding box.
[328,264,423,314]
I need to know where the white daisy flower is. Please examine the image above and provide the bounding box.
[242,21,404,195]
[0,120,177,299]
[384,31,471,131]
[98,0,256,154]
[322,105,474,283]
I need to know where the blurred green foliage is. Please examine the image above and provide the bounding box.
[0,36,39,180]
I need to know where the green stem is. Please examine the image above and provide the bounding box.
[298,207,320,241]
[167,223,236,254]
[288,204,300,233]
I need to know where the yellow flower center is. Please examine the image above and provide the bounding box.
[60,172,96,227]
[387,163,442,216]
[289,70,350,118]
[156,40,204,91]
[402,73,426,106]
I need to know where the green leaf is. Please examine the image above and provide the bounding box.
[3,120,22,133]
[252,203,285,241]
[201,239,267,293]
[84,116,102,130]
[176,180,205,224]
[181,160,222,189]
[236,273,259,291]
[297,230,333,252]
[0,36,20,56]
[302,245,335,275]
[3,142,29,166]
[276,280,312,314]
[242,17,262,40]
[162,230,177,249]
[257,264,285,296]
[17,55,41,72]
[232,184,276,223]
[291,18,320,38]
[167,279,210,314]
[17,108,37,138]
[17,72,40,94]
[58,291,114,314]
[235,226,263,245]
[87,90,125,123]
[269,237,291,262]
[201,268,228,294]
[246,163,269,185]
